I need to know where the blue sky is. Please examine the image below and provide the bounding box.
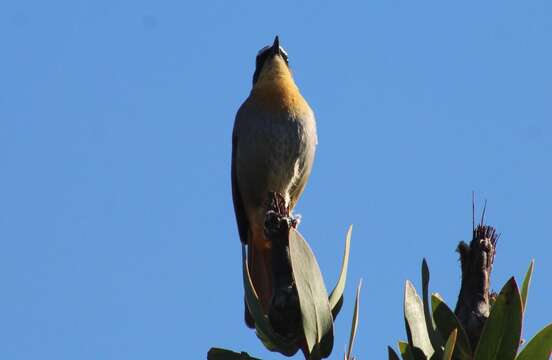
[1,1,551,359]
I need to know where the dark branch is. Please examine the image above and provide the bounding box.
[455,223,499,351]
[264,192,302,340]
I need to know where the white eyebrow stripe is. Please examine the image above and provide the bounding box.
[256,46,289,58]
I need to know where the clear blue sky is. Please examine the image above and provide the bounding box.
[1,1,551,359]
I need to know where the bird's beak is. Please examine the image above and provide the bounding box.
[271,35,281,56]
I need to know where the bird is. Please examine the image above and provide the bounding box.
[231,36,317,328]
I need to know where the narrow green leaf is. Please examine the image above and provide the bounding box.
[207,348,260,360]
[442,329,458,360]
[421,259,444,358]
[398,341,427,360]
[241,245,299,356]
[520,259,534,312]
[388,346,401,360]
[516,323,552,360]
[404,281,434,359]
[431,293,472,359]
[474,277,523,360]
[346,280,362,360]
[399,341,415,360]
[289,228,334,359]
[329,225,352,319]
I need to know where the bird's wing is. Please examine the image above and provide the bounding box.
[231,116,249,244]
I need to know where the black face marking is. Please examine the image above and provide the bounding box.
[252,45,289,85]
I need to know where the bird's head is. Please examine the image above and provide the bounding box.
[252,36,291,86]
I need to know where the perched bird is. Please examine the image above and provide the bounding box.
[231,36,317,328]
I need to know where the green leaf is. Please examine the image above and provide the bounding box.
[329,225,352,319]
[520,259,534,312]
[421,259,444,358]
[442,329,458,360]
[404,281,434,359]
[388,346,401,360]
[346,280,362,360]
[398,341,426,360]
[431,293,472,359]
[289,228,334,359]
[516,323,552,360]
[399,341,415,360]
[207,348,260,360]
[474,277,523,360]
[241,245,299,356]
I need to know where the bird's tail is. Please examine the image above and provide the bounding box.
[244,231,273,328]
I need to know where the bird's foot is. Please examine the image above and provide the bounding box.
[290,213,301,228]
[264,192,293,240]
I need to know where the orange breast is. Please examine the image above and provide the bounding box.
[250,79,308,116]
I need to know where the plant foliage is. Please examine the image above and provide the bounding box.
[389,260,552,360]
